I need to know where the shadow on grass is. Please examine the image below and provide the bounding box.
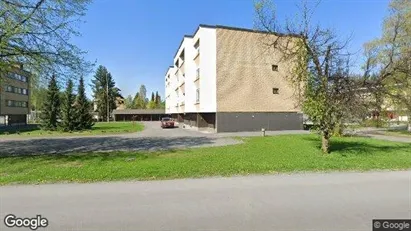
[0,136,218,157]
[3,148,182,165]
[91,125,143,131]
[0,124,40,135]
[302,135,411,155]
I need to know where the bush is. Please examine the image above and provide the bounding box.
[361,119,388,128]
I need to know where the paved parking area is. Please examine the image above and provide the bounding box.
[0,122,239,156]
[0,122,309,156]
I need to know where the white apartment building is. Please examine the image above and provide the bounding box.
[165,25,303,132]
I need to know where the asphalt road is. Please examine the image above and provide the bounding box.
[1,171,411,231]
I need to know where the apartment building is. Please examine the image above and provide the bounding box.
[0,64,31,125]
[165,24,303,132]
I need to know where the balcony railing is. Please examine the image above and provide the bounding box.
[193,48,200,60]
[195,68,200,81]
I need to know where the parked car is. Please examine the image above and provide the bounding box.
[161,117,174,128]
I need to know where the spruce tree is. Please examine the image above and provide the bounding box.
[151,92,155,102]
[91,65,119,121]
[75,76,94,130]
[155,91,161,107]
[60,79,76,131]
[40,75,61,131]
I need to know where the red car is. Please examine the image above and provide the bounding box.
[161,117,175,128]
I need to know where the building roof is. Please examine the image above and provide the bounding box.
[191,24,302,39]
[168,24,302,68]
[173,35,194,62]
[112,109,166,115]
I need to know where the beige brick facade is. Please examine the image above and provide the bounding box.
[0,69,30,116]
[216,28,301,112]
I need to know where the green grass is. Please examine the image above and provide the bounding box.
[1,134,411,185]
[382,129,411,137]
[0,122,144,137]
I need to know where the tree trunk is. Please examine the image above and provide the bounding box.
[321,132,330,153]
[408,116,411,132]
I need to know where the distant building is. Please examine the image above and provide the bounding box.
[112,109,166,121]
[0,64,31,126]
[92,96,126,121]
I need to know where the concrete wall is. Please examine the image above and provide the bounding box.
[165,67,178,114]
[215,28,300,113]
[196,27,217,113]
[216,112,303,132]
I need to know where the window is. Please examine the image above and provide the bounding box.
[272,65,278,71]
[6,86,13,92]
[5,100,28,107]
[16,88,22,94]
[272,88,279,94]
[196,89,200,103]
[22,89,28,95]
[7,72,28,82]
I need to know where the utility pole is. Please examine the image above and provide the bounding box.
[106,72,110,122]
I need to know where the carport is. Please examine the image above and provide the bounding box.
[113,109,168,121]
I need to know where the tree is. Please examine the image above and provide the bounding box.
[139,85,147,101]
[30,86,47,111]
[132,92,140,109]
[0,0,93,83]
[75,76,94,130]
[124,95,134,109]
[147,100,157,109]
[155,91,161,107]
[91,65,120,121]
[363,0,411,131]
[60,79,76,131]
[137,85,147,109]
[159,100,166,109]
[151,92,155,102]
[40,74,60,130]
[254,0,360,153]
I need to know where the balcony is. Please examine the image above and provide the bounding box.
[180,61,185,73]
[179,74,185,87]
[193,47,200,60]
[194,68,200,82]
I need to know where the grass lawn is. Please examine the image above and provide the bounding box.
[1,134,411,185]
[0,122,144,137]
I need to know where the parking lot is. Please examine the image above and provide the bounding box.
[0,122,241,156]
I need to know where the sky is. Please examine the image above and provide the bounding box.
[73,0,391,99]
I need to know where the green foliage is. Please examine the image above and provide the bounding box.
[124,95,134,109]
[132,85,147,109]
[0,0,93,82]
[30,86,48,112]
[40,75,61,131]
[147,100,157,109]
[360,119,388,128]
[364,0,411,129]
[150,92,155,102]
[75,76,94,130]
[91,65,120,121]
[60,79,76,131]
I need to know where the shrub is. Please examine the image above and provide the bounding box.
[361,119,388,128]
